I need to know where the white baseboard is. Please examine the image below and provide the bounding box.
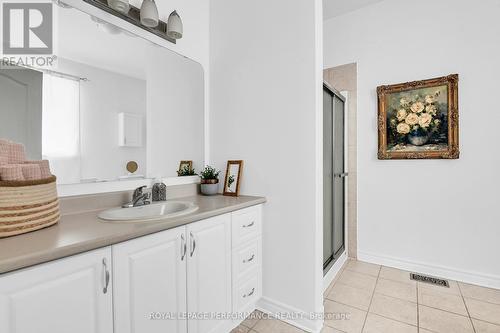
[358,250,500,290]
[323,251,347,291]
[256,296,323,333]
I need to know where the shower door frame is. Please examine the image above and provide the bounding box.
[323,82,347,274]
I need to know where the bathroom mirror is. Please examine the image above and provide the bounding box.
[0,4,204,187]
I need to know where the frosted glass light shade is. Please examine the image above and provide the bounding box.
[107,0,129,14]
[140,0,159,28]
[167,10,183,39]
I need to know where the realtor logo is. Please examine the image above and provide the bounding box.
[2,2,53,54]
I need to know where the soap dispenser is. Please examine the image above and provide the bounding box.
[152,178,166,202]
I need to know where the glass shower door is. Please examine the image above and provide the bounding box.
[323,84,346,272]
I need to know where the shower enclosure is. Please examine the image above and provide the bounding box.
[323,83,346,273]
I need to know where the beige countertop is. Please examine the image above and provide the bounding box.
[0,195,266,275]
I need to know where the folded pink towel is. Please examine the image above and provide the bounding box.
[8,142,26,164]
[0,139,26,164]
[0,165,24,181]
[0,156,7,165]
[20,164,41,180]
[0,139,10,160]
[24,160,52,179]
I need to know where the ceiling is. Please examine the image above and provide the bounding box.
[323,0,385,20]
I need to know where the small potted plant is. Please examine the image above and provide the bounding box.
[199,166,220,195]
[177,166,196,176]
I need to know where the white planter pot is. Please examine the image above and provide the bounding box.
[200,183,219,196]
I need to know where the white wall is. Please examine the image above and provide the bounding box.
[146,48,205,178]
[210,0,324,331]
[57,58,147,182]
[324,0,500,287]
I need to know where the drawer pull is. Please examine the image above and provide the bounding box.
[243,254,255,263]
[181,234,187,261]
[102,258,110,294]
[243,287,255,298]
[190,232,196,257]
[242,221,255,228]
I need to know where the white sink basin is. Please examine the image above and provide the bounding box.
[98,201,198,222]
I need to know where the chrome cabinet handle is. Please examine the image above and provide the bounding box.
[242,221,255,228]
[102,258,110,294]
[181,234,187,261]
[190,232,196,257]
[243,254,255,263]
[243,287,255,298]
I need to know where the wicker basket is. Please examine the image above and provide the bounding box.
[0,176,60,238]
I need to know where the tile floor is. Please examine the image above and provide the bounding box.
[232,260,500,333]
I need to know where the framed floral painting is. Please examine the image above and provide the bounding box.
[377,74,459,159]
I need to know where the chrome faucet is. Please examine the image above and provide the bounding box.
[122,186,151,208]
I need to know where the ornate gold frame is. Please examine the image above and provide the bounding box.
[377,74,459,160]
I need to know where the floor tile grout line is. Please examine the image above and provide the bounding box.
[417,305,476,333]
[458,282,477,333]
[368,312,418,328]
[461,295,500,307]
[470,318,500,328]
[417,279,420,333]
[378,275,419,287]
[418,303,479,319]
[416,303,470,318]
[326,279,376,296]
[325,298,370,313]
[343,267,380,278]
[371,290,418,304]
[360,265,381,332]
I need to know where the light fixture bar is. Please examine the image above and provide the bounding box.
[82,0,176,44]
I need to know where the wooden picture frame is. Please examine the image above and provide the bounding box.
[223,160,243,196]
[178,160,193,172]
[377,74,459,160]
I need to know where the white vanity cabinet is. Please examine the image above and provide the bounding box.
[0,248,113,333]
[186,214,232,333]
[112,226,187,333]
[112,213,233,333]
[231,205,263,315]
[0,204,263,333]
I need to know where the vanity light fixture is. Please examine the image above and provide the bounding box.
[83,0,177,44]
[166,10,183,39]
[107,0,129,14]
[140,0,159,28]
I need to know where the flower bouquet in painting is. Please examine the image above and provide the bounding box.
[389,91,446,148]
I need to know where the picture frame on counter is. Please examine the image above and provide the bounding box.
[223,160,243,197]
[178,160,192,172]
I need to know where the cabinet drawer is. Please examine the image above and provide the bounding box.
[231,205,262,247]
[233,270,261,313]
[232,238,261,281]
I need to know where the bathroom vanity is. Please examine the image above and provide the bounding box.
[0,195,265,333]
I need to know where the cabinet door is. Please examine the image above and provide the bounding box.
[0,248,113,333]
[187,214,232,333]
[113,227,187,333]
